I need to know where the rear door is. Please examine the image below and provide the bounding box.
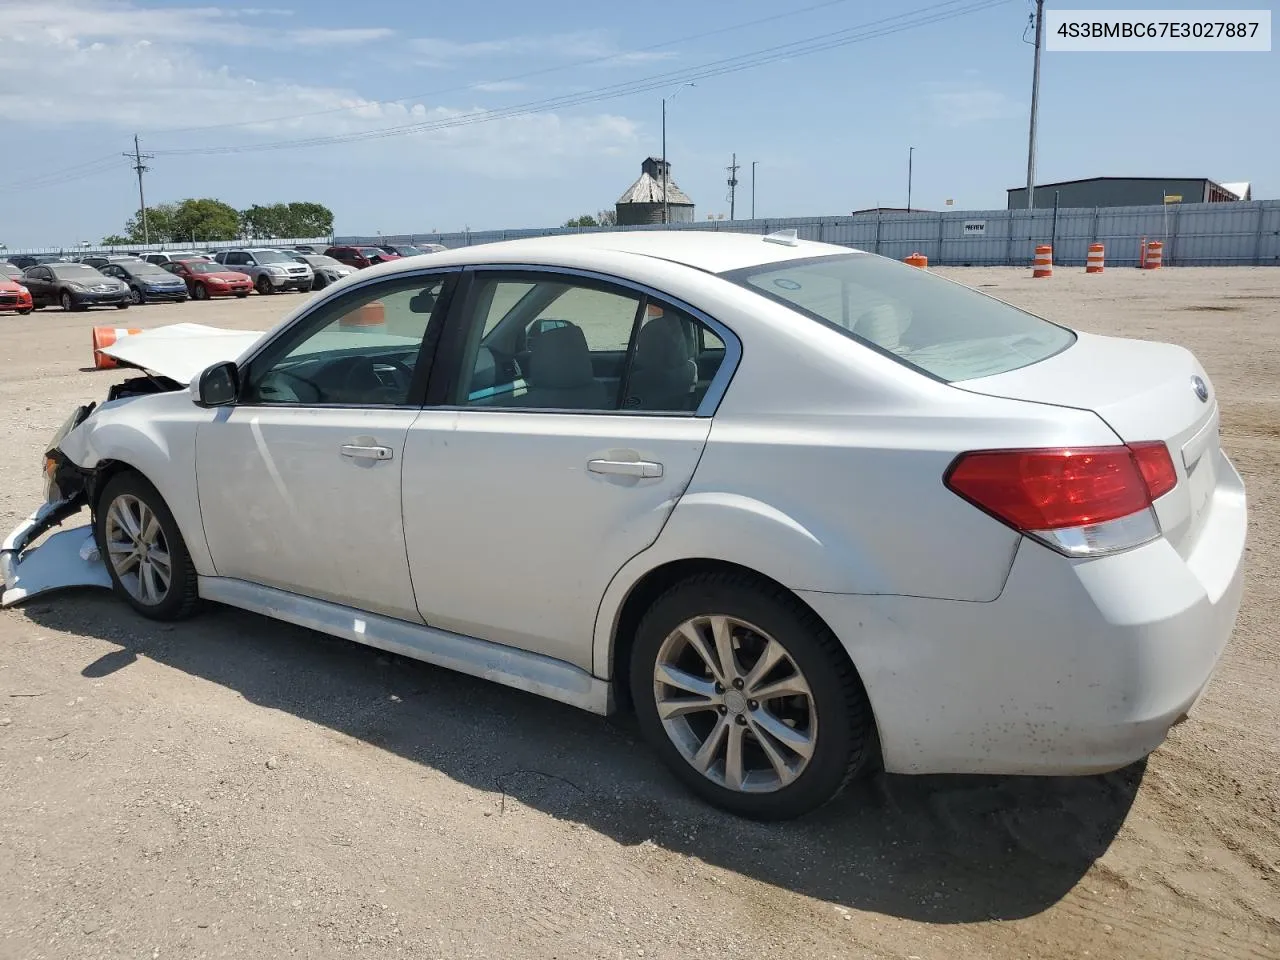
[401,266,737,671]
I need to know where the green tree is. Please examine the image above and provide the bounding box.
[171,198,240,242]
[125,202,179,243]
[241,201,334,239]
[101,234,131,246]
[563,214,599,228]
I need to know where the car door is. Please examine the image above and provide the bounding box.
[194,269,456,621]
[24,267,53,305]
[400,267,736,671]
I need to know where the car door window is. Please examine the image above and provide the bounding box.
[240,275,449,407]
[449,273,727,414]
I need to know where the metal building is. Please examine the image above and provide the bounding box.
[615,157,695,226]
[1007,177,1249,210]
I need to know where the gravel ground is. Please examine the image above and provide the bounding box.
[0,267,1276,960]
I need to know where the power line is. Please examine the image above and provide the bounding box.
[150,0,1012,158]
[148,0,865,137]
[0,154,124,192]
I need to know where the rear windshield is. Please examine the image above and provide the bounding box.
[723,253,1075,382]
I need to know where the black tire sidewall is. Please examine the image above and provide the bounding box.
[630,577,867,820]
[95,472,199,621]
[256,275,273,295]
[193,284,208,300]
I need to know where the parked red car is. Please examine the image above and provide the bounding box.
[0,262,34,314]
[162,259,253,300]
[324,245,402,270]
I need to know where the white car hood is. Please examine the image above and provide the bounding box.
[100,323,266,383]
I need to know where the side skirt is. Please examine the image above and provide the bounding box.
[198,576,614,715]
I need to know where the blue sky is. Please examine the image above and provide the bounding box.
[0,0,1274,247]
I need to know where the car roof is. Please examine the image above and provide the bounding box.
[356,230,860,276]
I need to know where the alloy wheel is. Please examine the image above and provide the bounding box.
[653,615,817,793]
[130,286,143,305]
[104,494,172,606]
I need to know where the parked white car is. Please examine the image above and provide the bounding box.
[1,231,1246,819]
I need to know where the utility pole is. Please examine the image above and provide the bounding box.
[123,134,155,243]
[661,98,667,224]
[727,153,740,220]
[907,146,914,212]
[751,161,758,219]
[1025,0,1044,209]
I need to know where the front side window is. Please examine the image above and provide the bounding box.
[450,272,727,414]
[241,276,449,407]
[723,253,1076,382]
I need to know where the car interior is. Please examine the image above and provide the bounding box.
[463,281,726,413]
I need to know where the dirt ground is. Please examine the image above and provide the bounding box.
[0,266,1276,960]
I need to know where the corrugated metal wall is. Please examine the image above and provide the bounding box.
[339,199,1280,267]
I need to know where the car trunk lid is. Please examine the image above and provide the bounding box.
[956,330,1220,557]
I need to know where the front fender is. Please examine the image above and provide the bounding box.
[58,394,213,576]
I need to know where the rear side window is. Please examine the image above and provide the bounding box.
[723,253,1075,382]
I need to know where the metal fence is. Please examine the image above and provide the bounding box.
[1,237,333,258]
[340,199,1280,267]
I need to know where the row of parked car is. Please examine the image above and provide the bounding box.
[0,242,448,313]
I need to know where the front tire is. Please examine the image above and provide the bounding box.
[115,303,129,310]
[130,286,144,305]
[60,291,83,312]
[17,307,32,315]
[630,572,872,820]
[235,291,249,299]
[95,472,200,621]
[192,283,209,301]
[255,275,273,295]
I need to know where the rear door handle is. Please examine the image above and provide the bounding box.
[340,444,394,461]
[588,459,663,479]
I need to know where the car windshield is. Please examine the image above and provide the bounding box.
[133,263,173,277]
[254,250,292,263]
[724,253,1076,382]
[50,264,106,279]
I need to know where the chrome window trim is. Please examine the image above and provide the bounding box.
[437,262,742,419]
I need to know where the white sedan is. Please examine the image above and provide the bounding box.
[1,231,1247,820]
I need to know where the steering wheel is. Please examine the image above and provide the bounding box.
[333,355,414,403]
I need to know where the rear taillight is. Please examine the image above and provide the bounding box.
[945,443,1178,557]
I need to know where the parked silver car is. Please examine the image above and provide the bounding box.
[213,248,313,295]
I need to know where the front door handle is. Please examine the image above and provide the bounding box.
[340,444,394,461]
[588,459,663,479]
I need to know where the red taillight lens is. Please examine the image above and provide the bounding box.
[945,445,1174,532]
[1129,441,1177,500]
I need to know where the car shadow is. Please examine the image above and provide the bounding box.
[24,593,1142,924]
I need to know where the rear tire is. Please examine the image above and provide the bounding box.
[95,472,200,622]
[629,572,872,820]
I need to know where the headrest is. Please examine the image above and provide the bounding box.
[634,313,692,367]
[528,323,595,389]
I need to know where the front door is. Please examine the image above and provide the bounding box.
[195,271,454,621]
[402,268,733,670]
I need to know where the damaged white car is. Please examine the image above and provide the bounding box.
[0,232,1248,820]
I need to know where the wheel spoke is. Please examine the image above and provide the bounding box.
[657,697,718,721]
[655,663,717,699]
[137,561,155,602]
[750,720,799,787]
[678,621,725,684]
[111,500,141,541]
[710,616,740,681]
[140,509,160,548]
[690,715,729,774]
[748,674,811,703]
[724,721,746,791]
[743,638,788,692]
[147,548,171,574]
[750,708,816,761]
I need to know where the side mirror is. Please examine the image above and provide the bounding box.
[193,361,240,408]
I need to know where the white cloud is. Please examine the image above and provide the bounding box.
[471,81,529,93]
[922,81,1022,128]
[409,30,677,69]
[0,0,639,178]
[289,27,395,47]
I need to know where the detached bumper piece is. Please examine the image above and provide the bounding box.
[0,498,111,608]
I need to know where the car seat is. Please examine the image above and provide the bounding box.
[522,323,608,409]
[624,312,698,411]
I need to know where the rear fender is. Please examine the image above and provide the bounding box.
[591,492,891,679]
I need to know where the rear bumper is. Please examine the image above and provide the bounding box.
[802,448,1248,776]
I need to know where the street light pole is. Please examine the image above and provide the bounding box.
[907,146,914,213]
[751,161,757,219]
